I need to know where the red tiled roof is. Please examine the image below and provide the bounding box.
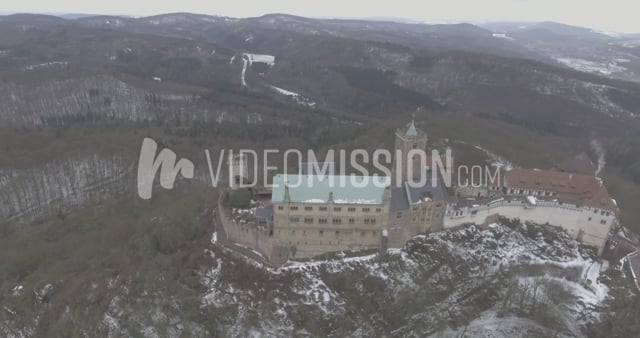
[505,168,619,214]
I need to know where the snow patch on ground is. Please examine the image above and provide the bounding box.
[243,53,275,66]
[240,56,249,87]
[556,57,627,76]
[270,85,317,107]
[492,33,515,41]
[237,53,276,88]
[24,61,68,71]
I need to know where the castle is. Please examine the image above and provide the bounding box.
[216,120,620,265]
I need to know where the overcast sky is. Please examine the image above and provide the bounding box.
[4,0,639,33]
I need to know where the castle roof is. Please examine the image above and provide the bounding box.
[406,121,418,137]
[271,174,389,205]
[504,168,619,214]
[396,120,426,139]
[389,177,448,211]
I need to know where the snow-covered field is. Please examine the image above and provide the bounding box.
[555,57,628,76]
[242,53,276,67]
[236,53,276,87]
[492,33,515,41]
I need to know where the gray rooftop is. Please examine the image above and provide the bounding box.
[390,178,448,211]
[254,206,273,220]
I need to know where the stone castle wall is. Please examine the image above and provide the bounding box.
[216,191,284,263]
[271,201,388,258]
[445,199,616,253]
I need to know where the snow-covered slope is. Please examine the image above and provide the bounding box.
[200,221,617,337]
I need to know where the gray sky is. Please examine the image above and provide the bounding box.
[4,0,640,33]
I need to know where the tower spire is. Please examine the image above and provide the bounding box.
[406,113,418,137]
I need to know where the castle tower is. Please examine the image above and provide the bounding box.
[392,117,428,186]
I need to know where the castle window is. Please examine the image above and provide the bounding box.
[348,207,356,212]
[372,231,378,237]
[588,217,592,221]
[305,206,313,211]
[278,206,284,211]
[291,230,295,235]
[396,212,402,219]
[362,217,376,225]
[319,230,324,236]
[334,207,342,212]
[289,217,300,223]
[335,231,340,237]
[319,206,327,211]
[318,218,327,224]
[332,218,342,224]
[348,218,355,224]
[304,217,313,224]
[363,208,371,213]
[376,208,382,213]
[290,206,298,211]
